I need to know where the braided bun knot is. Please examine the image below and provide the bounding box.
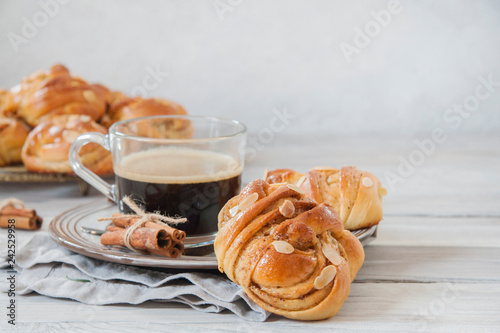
[214,179,365,320]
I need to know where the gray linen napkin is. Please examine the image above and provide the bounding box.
[0,232,269,321]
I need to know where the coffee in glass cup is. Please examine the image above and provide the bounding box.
[69,115,246,247]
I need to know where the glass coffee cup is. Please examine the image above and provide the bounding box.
[69,115,247,247]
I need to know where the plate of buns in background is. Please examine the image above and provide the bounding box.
[0,64,187,189]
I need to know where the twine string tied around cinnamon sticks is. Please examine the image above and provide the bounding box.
[0,198,25,211]
[98,196,187,253]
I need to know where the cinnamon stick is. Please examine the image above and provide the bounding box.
[1,206,36,218]
[105,224,174,250]
[110,213,186,242]
[0,206,42,230]
[106,225,124,232]
[171,240,184,257]
[145,221,186,242]
[100,227,178,258]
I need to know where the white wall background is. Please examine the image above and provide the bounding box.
[1,0,499,137]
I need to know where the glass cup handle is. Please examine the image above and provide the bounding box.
[69,132,117,202]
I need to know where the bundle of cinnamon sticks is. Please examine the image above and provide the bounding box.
[100,213,186,258]
[0,199,42,230]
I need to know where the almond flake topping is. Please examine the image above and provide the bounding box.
[269,182,287,187]
[229,205,239,217]
[361,177,373,187]
[322,243,342,266]
[66,114,88,127]
[314,265,337,289]
[327,173,339,184]
[262,167,269,180]
[272,240,294,254]
[296,175,306,188]
[287,184,305,195]
[62,129,81,143]
[279,200,295,218]
[83,90,97,103]
[238,192,259,211]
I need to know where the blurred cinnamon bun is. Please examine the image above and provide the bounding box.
[21,114,112,175]
[266,166,387,230]
[101,92,192,139]
[14,64,110,127]
[0,118,31,167]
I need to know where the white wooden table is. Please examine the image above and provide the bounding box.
[1,135,499,332]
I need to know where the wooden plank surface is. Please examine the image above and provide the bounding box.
[376,216,500,247]
[4,283,499,332]
[247,135,500,216]
[1,135,499,332]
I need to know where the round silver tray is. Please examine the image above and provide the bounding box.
[49,200,378,269]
